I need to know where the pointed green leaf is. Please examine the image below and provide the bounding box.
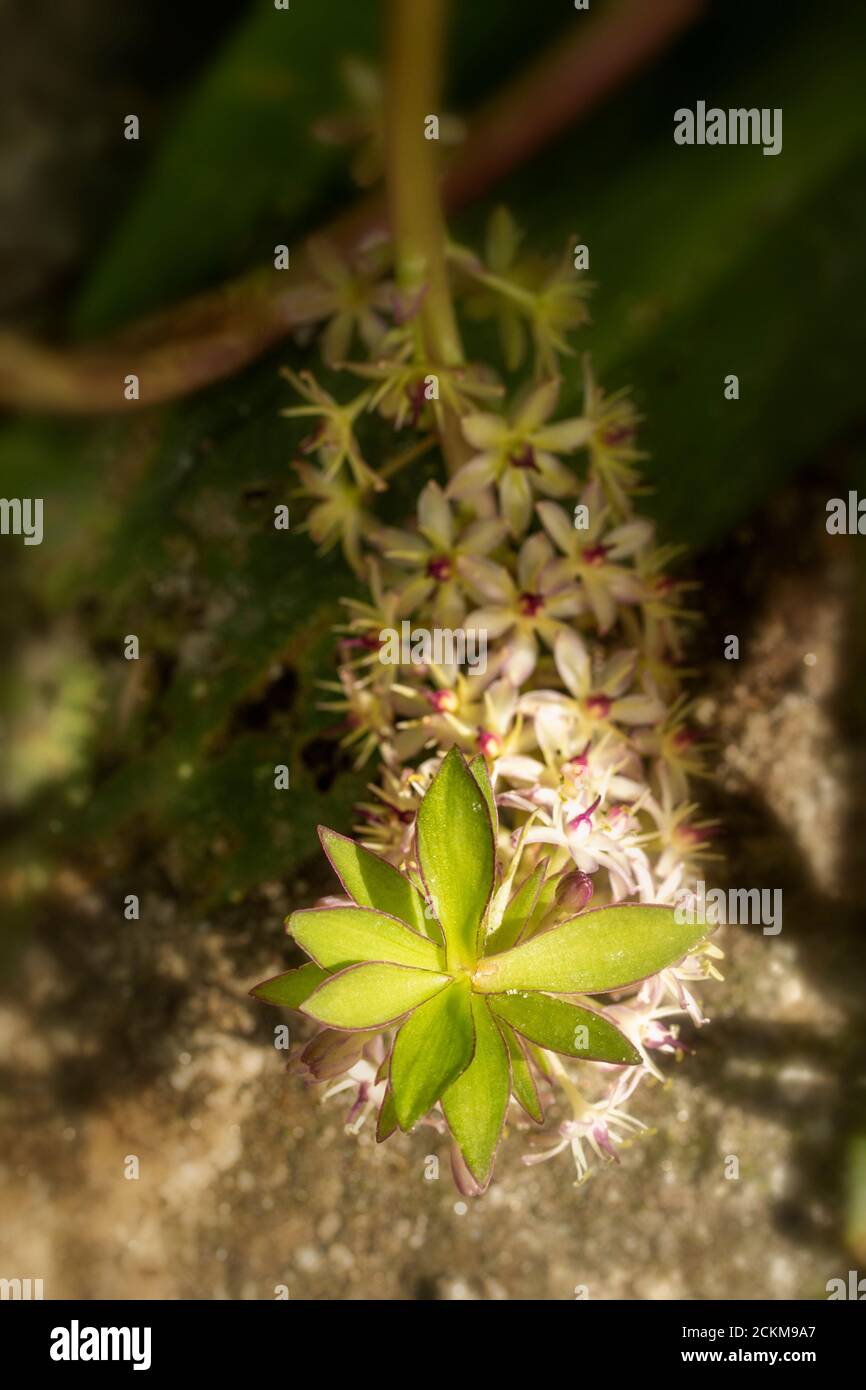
[497,1020,544,1123]
[526,871,558,936]
[318,826,440,943]
[468,754,498,837]
[416,747,494,970]
[289,905,444,972]
[302,963,452,1030]
[529,1042,553,1079]
[376,1088,399,1143]
[442,995,510,1189]
[391,978,475,1132]
[488,991,640,1064]
[484,859,547,956]
[250,962,330,1009]
[474,904,710,995]
[481,815,538,953]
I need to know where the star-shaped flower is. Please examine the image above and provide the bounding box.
[281,368,382,492]
[448,378,590,536]
[461,532,584,682]
[520,630,666,742]
[537,479,649,632]
[372,481,508,626]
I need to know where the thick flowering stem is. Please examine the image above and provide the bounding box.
[385,0,469,476]
[386,0,463,370]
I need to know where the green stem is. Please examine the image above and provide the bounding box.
[385,0,463,371]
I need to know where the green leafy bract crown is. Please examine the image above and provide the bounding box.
[253,748,708,1189]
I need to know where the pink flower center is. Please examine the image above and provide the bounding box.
[518,591,544,617]
[428,688,458,714]
[426,555,453,582]
[477,729,503,757]
[676,822,714,847]
[406,381,428,428]
[509,445,537,471]
[585,693,611,719]
[581,543,611,567]
[602,425,636,447]
[566,794,601,835]
[567,754,589,776]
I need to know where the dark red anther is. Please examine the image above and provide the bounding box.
[299,422,325,454]
[518,591,544,617]
[426,555,453,582]
[509,445,538,472]
[406,380,428,429]
[602,424,636,447]
[428,688,459,713]
[585,693,612,719]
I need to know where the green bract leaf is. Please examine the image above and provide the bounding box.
[474,904,710,995]
[442,995,510,1189]
[525,871,558,936]
[484,858,547,957]
[390,977,474,1132]
[416,747,494,970]
[318,826,440,943]
[468,754,498,837]
[250,962,330,1009]
[302,963,452,1030]
[497,1020,544,1123]
[376,1088,399,1143]
[488,991,640,1064]
[289,905,444,972]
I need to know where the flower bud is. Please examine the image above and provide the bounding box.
[554,869,594,914]
[428,688,459,713]
[477,729,503,757]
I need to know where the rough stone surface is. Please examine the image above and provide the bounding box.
[2,480,863,1300]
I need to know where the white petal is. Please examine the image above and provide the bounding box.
[536,500,578,556]
[503,631,538,683]
[461,413,507,450]
[417,480,453,549]
[553,629,591,699]
[517,531,554,589]
[459,555,514,604]
[446,453,499,498]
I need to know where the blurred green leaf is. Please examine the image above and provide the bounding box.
[72,0,382,335]
[72,0,571,338]
[464,4,866,544]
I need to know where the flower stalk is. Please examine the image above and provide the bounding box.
[249,1,722,1193]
